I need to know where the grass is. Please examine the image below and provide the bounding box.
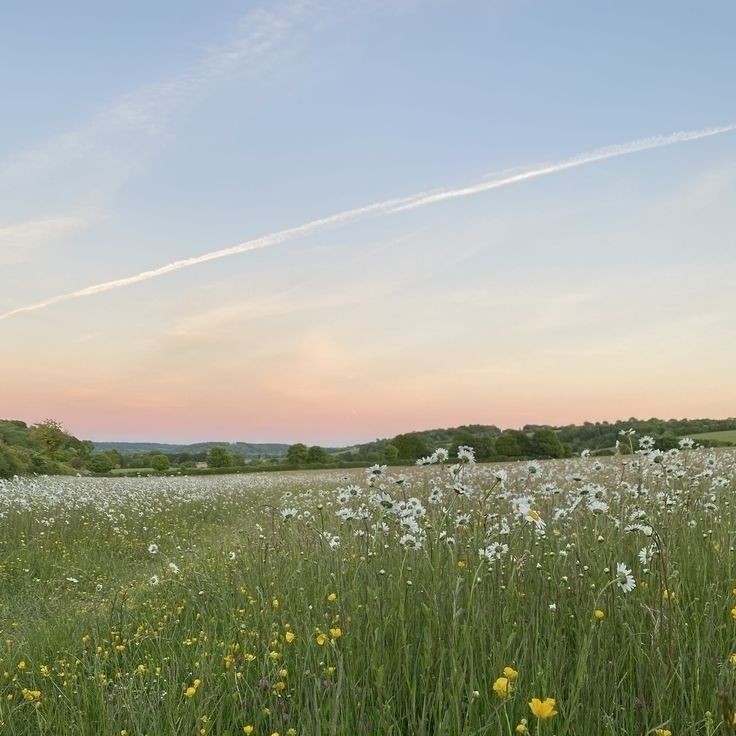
[1,448,735,735]
[689,429,736,444]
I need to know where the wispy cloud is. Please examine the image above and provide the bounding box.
[0,0,329,190]
[0,214,93,264]
[1,123,734,322]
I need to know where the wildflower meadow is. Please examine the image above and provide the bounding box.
[1,438,735,735]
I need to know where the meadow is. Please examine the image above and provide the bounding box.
[689,430,736,446]
[1,438,735,735]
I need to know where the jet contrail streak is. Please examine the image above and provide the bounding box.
[2,123,734,322]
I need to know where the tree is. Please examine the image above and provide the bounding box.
[383,444,399,462]
[530,429,564,458]
[286,443,308,465]
[207,447,233,468]
[495,433,521,457]
[307,446,328,464]
[32,419,67,454]
[392,433,429,462]
[150,454,170,472]
[87,454,114,473]
[95,449,122,469]
[0,444,21,478]
[449,431,495,461]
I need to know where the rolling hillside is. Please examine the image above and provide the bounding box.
[93,441,291,458]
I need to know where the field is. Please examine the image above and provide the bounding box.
[689,430,736,445]
[1,442,736,735]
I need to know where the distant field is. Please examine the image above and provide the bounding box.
[689,429,736,443]
[109,467,157,475]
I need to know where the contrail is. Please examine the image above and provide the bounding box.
[2,123,734,322]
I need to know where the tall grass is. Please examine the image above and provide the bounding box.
[1,444,735,735]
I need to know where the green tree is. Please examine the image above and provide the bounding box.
[207,447,233,468]
[495,433,521,457]
[0,444,21,478]
[31,419,67,454]
[383,443,399,462]
[307,446,329,464]
[656,432,679,451]
[150,454,171,472]
[104,449,123,468]
[530,429,564,458]
[392,433,429,462]
[87,454,114,473]
[286,443,309,465]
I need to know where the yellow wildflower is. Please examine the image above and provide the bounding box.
[285,631,296,644]
[315,633,327,646]
[243,726,254,735]
[594,609,605,620]
[327,593,337,602]
[493,676,512,698]
[329,627,342,639]
[503,666,519,680]
[529,697,558,719]
[185,678,202,698]
[655,730,672,736]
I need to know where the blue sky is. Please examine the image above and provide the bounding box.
[1,1,735,443]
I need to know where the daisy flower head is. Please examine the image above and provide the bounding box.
[519,503,546,532]
[615,562,636,593]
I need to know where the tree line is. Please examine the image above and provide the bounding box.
[1,415,734,478]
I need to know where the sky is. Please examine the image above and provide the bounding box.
[1,0,735,445]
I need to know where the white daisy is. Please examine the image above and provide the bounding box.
[615,562,636,593]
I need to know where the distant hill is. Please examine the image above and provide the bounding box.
[338,424,502,457]
[4,414,735,479]
[0,419,92,477]
[94,441,291,458]
[97,416,736,465]
[338,417,736,462]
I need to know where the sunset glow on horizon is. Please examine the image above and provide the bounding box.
[2,1,735,445]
